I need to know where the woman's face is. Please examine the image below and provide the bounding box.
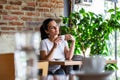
[46,20,59,37]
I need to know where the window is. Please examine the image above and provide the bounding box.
[75,0,93,6]
[74,0,120,79]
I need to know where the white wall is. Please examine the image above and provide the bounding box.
[0,34,15,53]
[0,32,41,54]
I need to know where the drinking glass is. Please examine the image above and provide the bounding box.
[82,55,106,73]
[14,31,40,80]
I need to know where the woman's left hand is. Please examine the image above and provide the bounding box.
[65,34,75,42]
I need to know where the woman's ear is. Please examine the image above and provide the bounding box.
[45,30,49,34]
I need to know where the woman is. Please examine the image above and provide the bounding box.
[40,18,75,75]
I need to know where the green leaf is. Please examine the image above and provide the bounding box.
[105,63,118,71]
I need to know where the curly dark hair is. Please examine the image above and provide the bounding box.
[40,18,54,40]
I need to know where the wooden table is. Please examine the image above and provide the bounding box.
[38,61,48,76]
[49,60,82,66]
[48,60,117,66]
[38,60,82,75]
[38,60,117,76]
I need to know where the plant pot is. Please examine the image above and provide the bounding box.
[72,55,83,61]
[72,55,83,70]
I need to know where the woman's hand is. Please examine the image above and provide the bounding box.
[64,34,75,60]
[53,36,62,48]
[65,34,75,42]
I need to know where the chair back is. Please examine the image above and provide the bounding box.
[0,53,15,80]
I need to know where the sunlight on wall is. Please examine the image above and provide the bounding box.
[74,0,105,15]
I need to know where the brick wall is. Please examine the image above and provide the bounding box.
[0,0,64,53]
[0,0,64,32]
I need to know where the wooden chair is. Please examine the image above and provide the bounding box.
[0,53,15,80]
[38,61,48,76]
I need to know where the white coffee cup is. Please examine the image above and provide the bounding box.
[60,35,65,41]
[82,55,106,73]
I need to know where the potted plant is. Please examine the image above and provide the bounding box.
[60,8,120,70]
[60,8,105,57]
[60,8,120,56]
[60,8,103,61]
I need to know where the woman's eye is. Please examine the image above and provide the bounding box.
[49,25,59,29]
[50,27,55,29]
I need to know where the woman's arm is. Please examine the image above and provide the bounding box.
[40,47,56,60]
[64,34,75,60]
[40,37,62,60]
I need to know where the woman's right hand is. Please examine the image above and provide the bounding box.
[53,36,62,48]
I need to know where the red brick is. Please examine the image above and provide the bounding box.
[9,22,24,26]
[17,27,25,31]
[1,27,16,31]
[44,13,55,17]
[34,18,44,22]
[57,3,64,8]
[27,2,36,7]
[9,1,22,5]
[58,0,64,3]
[0,32,15,34]
[37,8,50,12]
[26,12,39,16]
[37,8,44,12]
[5,5,20,10]
[0,0,7,4]
[3,15,18,20]
[0,0,64,34]
[31,18,41,22]
[26,21,41,27]
[0,10,8,15]
[21,17,32,21]
[49,0,57,3]
[50,0,64,3]
[23,27,34,31]
[0,22,7,25]
[11,11,24,15]
[22,7,35,11]
[39,3,56,8]
[50,8,59,13]
[0,5,3,9]
[37,0,49,2]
